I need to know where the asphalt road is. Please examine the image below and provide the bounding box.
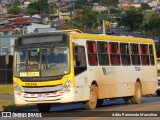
[1,94,160,120]
[0,95,14,101]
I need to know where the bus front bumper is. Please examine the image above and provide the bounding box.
[14,88,75,105]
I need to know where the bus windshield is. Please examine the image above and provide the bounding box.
[14,35,70,77]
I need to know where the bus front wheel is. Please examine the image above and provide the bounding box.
[37,103,52,112]
[84,85,98,110]
[131,82,142,104]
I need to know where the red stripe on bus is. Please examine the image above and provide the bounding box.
[17,93,21,96]
[67,89,71,92]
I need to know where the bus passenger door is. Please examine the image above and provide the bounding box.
[73,43,89,101]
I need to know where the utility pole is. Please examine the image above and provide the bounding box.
[103,20,105,34]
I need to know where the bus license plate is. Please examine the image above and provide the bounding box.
[37,94,46,99]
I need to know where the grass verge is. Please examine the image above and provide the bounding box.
[0,84,14,95]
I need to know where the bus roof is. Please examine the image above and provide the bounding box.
[70,33,155,44]
[17,29,154,44]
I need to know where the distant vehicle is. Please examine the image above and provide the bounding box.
[157,58,160,96]
[13,29,157,112]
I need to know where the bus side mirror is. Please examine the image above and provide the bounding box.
[5,54,9,65]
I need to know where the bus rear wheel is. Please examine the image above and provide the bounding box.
[130,82,142,104]
[84,85,98,110]
[97,99,104,107]
[37,103,52,112]
[124,97,132,104]
[156,90,160,96]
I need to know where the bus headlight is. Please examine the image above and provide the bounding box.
[63,79,72,92]
[13,82,23,93]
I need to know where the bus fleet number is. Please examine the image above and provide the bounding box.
[25,83,37,86]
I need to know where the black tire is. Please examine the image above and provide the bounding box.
[130,82,142,104]
[84,85,98,110]
[124,97,132,104]
[37,103,52,112]
[157,90,160,96]
[97,99,104,107]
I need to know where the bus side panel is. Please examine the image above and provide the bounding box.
[99,66,136,99]
[141,66,157,95]
[74,72,90,102]
[99,66,122,99]
[121,66,140,97]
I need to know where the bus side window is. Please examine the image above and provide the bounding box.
[87,41,98,66]
[109,42,120,65]
[98,41,109,65]
[140,44,149,65]
[130,44,140,65]
[149,44,155,65]
[74,46,87,76]
[120,43,131,65]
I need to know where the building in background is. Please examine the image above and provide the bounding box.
[119,2,141,10]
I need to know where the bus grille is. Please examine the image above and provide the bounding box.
[22,85,63,93]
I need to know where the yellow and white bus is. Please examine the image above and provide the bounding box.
[13,30,158,112]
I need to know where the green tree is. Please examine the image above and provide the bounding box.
[49,4,56,14]
[75,0,92,9]
[26,0,49,14]
[143,12,158,25]
[101,0,119,13]
[14,0,20,6]
[143,18,160,35]
[67,7,97,32]
[155,43,160,58]
[141,3,151,11]
[8,6,21,14]
[26,8,38,14]
[122,7,144,31]
[93,0,101,2]
[142,12,160,35]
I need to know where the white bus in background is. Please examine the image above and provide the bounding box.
[157,58,160,96]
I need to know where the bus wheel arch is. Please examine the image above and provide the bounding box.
[136,78,142,86]
[83,83,98,110]
[91,81,103,107]
[130,80,142,104]
[91,80,100,99]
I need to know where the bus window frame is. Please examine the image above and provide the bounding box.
[97,41,109,66]
[109,42,121,66]
[140,44,150,65]
[149,44,155,65]
[130,43,141,66]
[86,41,98,66]
[120,43,131,66]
